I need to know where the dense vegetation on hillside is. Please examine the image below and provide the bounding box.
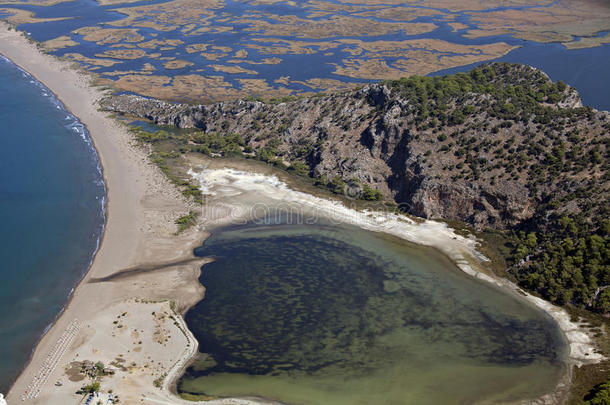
[112,63,609,313]
[383,63,572,130]
[380,64,610,311]
[510,212,610,310]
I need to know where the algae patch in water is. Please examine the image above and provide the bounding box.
[179,223,567,405]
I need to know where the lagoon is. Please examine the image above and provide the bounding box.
[179,220,567,405]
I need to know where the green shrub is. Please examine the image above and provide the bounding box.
[287,161,310,176]
[175,211,200,233]
[362,184,383,201]
[584,380,610,404]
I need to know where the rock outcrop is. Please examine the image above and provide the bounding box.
[102,63,609,230]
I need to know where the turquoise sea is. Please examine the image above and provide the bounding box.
[0,56,105,393]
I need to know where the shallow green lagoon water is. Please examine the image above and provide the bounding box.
[179,222,567,405]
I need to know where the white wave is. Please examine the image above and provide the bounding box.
[0,54,109,371]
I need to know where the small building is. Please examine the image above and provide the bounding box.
[103,366,117,375]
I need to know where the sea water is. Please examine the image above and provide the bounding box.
[0,56,105,392]
[179,221,568,405]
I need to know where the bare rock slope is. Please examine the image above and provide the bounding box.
[102,63,609,231]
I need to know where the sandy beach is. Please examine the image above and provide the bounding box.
[0,21,605,405]
[0,22,209,404]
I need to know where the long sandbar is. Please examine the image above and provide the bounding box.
[0,22,206,404]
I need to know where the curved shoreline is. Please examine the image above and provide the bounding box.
[150,164,605,405]
[0,53,108,395]
[190,168,603,365]
[0,21,204,404]
[0,44,112,399]
[0,21,604,405]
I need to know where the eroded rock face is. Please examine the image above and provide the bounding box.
[101,63,608,230]
[407,179,533,227]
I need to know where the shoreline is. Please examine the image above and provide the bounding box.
[187,164,605,368]
[0,21,208,404]
[0,52,108,394]
[0,20,604,405]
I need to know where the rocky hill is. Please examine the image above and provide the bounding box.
[103,63,605,228]
[102,63,609,309]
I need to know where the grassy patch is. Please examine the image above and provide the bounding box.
[179,392,218,401]
[474,229,513,279]
[569,360,610,405]
[175,210,200,233]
